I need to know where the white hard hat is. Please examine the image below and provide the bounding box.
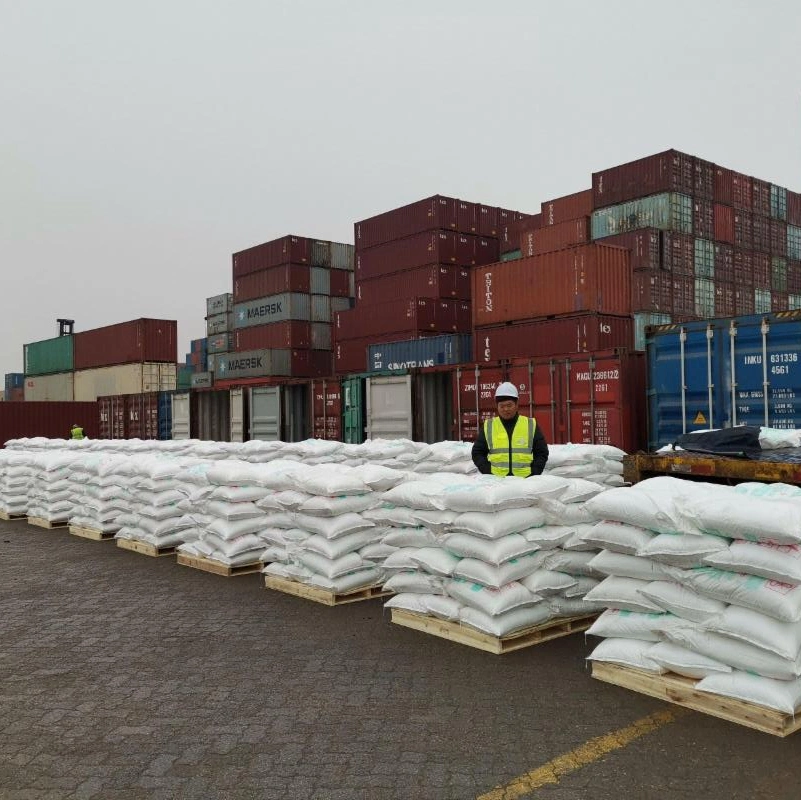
[495,381,519,400]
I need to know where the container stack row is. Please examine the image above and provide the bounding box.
[334,196,530,374]
[186,337,209,375]
[216,236,355,384]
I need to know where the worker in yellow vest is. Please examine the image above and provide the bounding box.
[70,424,85,440]
[471,382,549,477]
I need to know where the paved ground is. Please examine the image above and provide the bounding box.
[2,518,801,800]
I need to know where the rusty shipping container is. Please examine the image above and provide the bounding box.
[233,264,311,303]
[234,322,312,351]
[0,401,99,444]
[356,264,471,303]
[693,199,714,240]
[73,319,177,370]
[732,173,753,211]
[458,201,479,234]
[752,179,771,218]
[661,232,695,276]
[127,393,161,439]
[473,313,634,362]
[522,217,590,256]
[715,282,735,317]
[752,214,771,253]
[592,149,695,209]
[733,249,754,287]
[789,191,801,226]
[770,219,788,256]
[540,189,593,226]
[714,243,734,283]
[233,236,310,279]
[453,350,645,452]
[600,229,661,271]
[632,269,674,314]
[753,253,771,289]
[355,195,458,250]
[734,210,753,249]
[471,244,631,327]
[98,395,127,438]
[714,204,734,243]
[355,231,459,280]
[478,204,500,237]
[694,159,715,200]
[329,268,352,298]
[336,297,469,340]
[311,378,342,441]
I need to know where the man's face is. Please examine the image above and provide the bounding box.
[496,399,518,421]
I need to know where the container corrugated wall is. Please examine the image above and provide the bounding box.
[591,193,693,239]
[74,362,177,402]
[367,334,472,372]
[23,372,75,401]
[24,336,74,377]
[74,319,177,370]
[233,293,312,329]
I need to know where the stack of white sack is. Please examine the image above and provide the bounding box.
[0,450,34,517]
[26,451,85,523]
[68,453,132,534]
[382,473,608,638]
[260,462,403,593]
[177,460,273,568]
[585,476,801,716]
[115,456,212,551]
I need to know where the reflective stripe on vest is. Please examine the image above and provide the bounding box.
[484,415,535,477]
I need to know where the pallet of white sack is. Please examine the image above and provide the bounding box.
[390,610,598,655]
[176,552,262,577]
[69,525,116,541]
[27,516,69,530]
[264,575,392,606]
[0,510,26,521]
[116,538,177,558]
[591,662,801,738]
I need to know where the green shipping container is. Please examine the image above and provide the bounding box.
[694,238,715,279]
[342,375,365,444]
[176,365,193,391]
[772,257,787,293]
[24,336,74,377]
[591,192,692,239]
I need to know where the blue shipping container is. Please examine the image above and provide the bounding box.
[5,373,24,390]
[646,311,801,449]
[368,335,472,373]
[157,391,174,440]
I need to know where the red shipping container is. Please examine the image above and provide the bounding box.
[522,218,590,256]
[734,211,753,249]
[753,253,771,289]
[74,319,177,370]
[336,297,461,340]
[473,314,633,362]
[734,249,754,286]
[540,190,593,226]
[457,201,479,234]
[773,292,789,312]
[714,243,734,283]
[732,172,753,211]
[310,377,342,441]
[715,282,735,317]
[127,392,160,439]
[472,244,632,326]
[6,388,24,402]
[752,214,771,253]
[736,283,755,315]
[98,395,126,439]
[356,264,471,303]
[770,219,788,257]
[694,158,715,200]
[329,268,352,298]
[500,218,531,254]
[632,269,673,313]
[474,236,500,266]
[233,236,310,279]
[714,204,734,244]
[234,322,311,351]
[592,149,695,209]
[355,195,458,250]
[714,167,732,205]
[233,264,310,303]
[693,199,715,240]
[478,205,499,237]
[671,276,695,316]
[355,231,458,280]
[752,179,771,218]
[0,401,99,445]
[789,191,801,227]
[601,229,661,271]
[662,232,695,275]
[788,261,801,294]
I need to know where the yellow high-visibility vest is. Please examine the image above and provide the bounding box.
[71,427,85,440]
[485,415,535,477]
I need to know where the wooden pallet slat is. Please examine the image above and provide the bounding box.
[390,609,597,654]
[69,525,116,541]
[27,516,69,530]
[176,552,261,577]
[116,538,176,558]
[0,510,27,521]
[264,575,391,606]
[592,662,801,737]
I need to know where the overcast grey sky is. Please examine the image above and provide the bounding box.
[1,0,799,375]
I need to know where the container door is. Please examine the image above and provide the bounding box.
[342,377,364,444]
[250,386,281,441]
[158,392,173,440]
[281,384,310,442]
[414,371,452,443]
[366,375,413,440]
[230,388,245,442]
[171,392,191,440]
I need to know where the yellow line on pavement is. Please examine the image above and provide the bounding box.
[477,707,687,800]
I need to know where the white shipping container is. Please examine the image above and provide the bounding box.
[24,371,74,401]
[74,363,177,401]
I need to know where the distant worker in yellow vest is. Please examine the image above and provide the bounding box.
[471,382,549,477]
[70,424,85,440]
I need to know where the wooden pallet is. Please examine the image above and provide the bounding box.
[390,610,597,654]
[116,538,176,558]
[0,510,26,521]
[69,525,116,541]
[592,662,801,738]
[176,552,262,577]
[264,575,391,606]
[27,516,69,530]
